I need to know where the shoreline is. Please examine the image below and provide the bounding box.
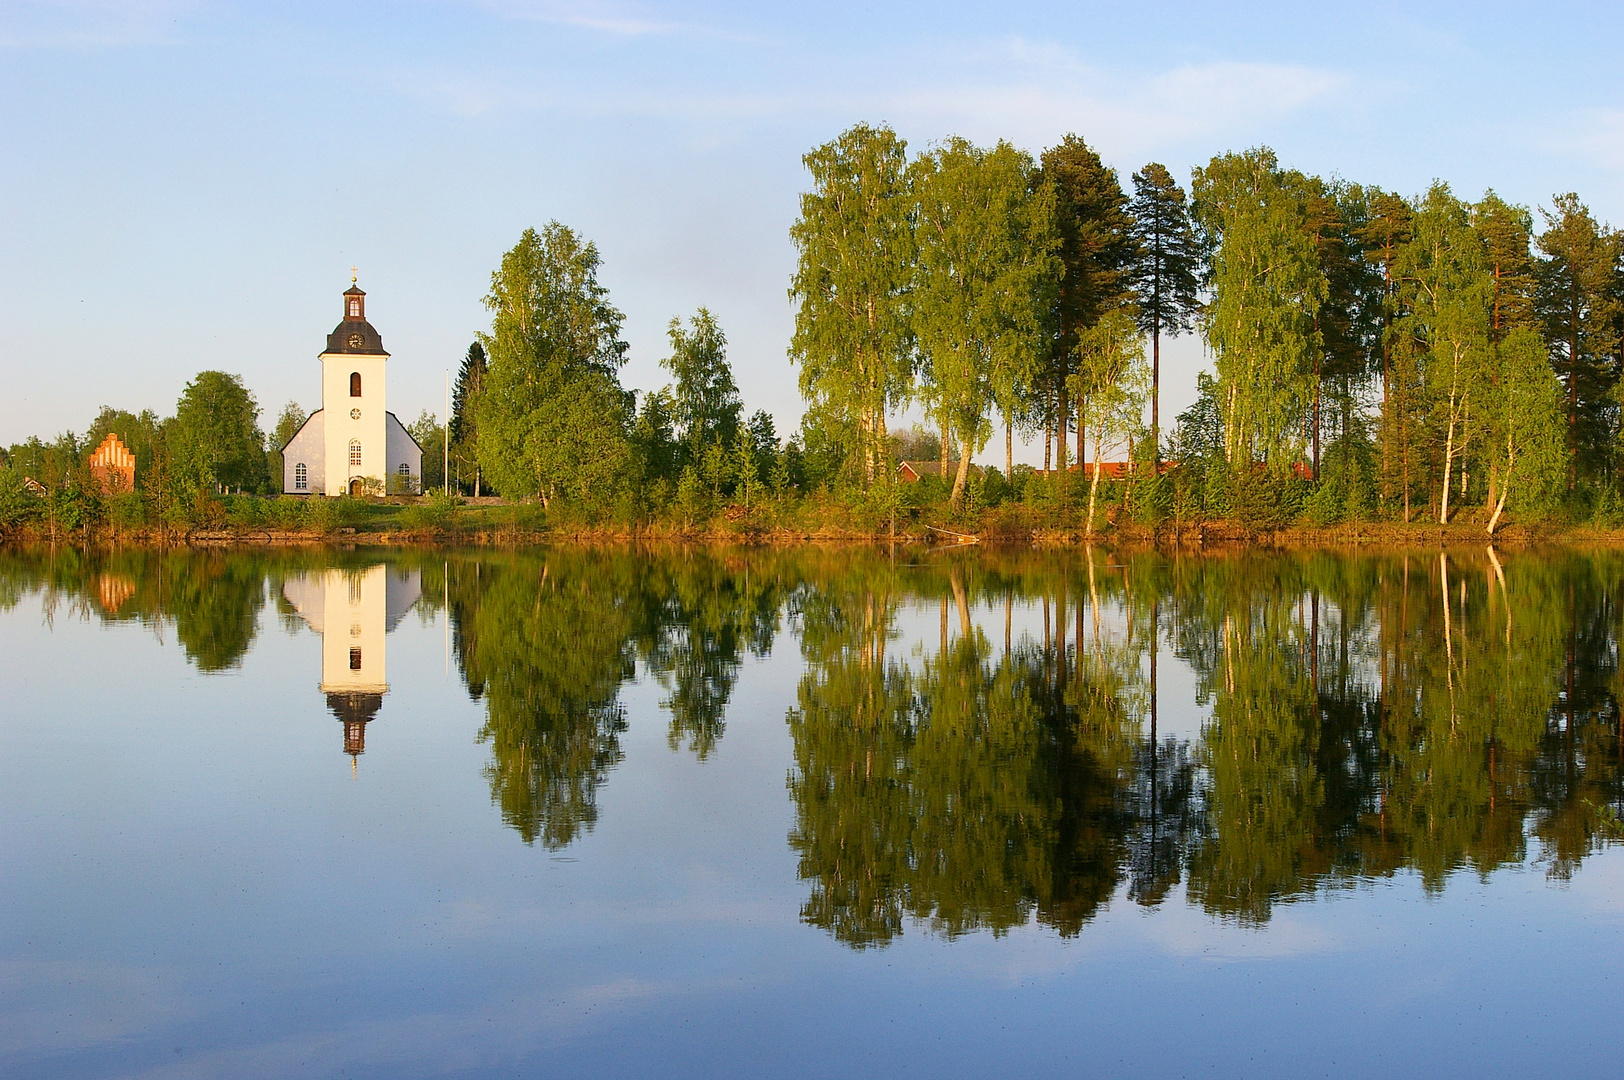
[1,517,1606,551]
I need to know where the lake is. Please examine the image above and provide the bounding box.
[3,544,1622,1078]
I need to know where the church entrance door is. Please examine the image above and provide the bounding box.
[349,478,364,497]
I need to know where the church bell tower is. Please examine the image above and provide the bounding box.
[320,273,391,497]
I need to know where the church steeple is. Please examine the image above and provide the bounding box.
[327,274,387,355]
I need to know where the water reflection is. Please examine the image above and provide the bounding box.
[5,545,1624,946]
[281,564,421,761]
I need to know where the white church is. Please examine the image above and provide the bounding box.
[280,277,422,495]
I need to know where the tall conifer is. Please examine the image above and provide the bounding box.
[1036,135,1134,471]
[1126,163,1201,462]
[1535,194,1621,487]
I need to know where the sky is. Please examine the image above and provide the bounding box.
[2,0,1621,463]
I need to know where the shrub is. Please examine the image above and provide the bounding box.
[400,491,458,531]
[226,495,266,527]
[108,492,147,529]
[269,496,309,531]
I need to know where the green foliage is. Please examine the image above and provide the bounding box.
[1535,193,1622,485]
[450,342,488,493]
[168,371,270,495]
[476,224,635,505]
[911,137,1058,505]
[662,308,742,467]
[1192,148,1327,467]
[400,490,459,531]
[790,123,916,485]
[675,465,710,528]
[408,410,444,491]
[633,388,680,483]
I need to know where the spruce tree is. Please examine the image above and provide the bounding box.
[1126,163,1200,462]
[451,341,487,494]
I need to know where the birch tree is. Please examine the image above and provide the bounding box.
[1391,184,1492,523]
[1484,327,1565,534]
[1191,149,1326,469]
[912,137,1056,505]
[1072,310,1148,535]
[789,124,916,485]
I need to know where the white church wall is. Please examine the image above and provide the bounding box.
[385,411,423,494]
[282,409,325,494]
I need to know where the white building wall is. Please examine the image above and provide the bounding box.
[385,411,423,494]
[282,410,326,494]
[321,352,389,496]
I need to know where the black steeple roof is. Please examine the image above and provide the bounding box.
[324,284,389,356]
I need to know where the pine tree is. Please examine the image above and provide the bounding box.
[1535,193,1621,488]
[1473,192,1537,344]
[1126,163,1201,462]
[1355,190,1413,512]
[1037,134,1135,472]
[1302,181,1383,478]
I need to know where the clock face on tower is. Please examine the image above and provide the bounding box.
[348,333,364,349]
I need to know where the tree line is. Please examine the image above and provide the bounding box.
[0,371,445,532]
[8,123,1619,536]
[446,125,1620,534]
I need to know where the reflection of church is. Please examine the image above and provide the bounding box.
[282,565,421,765]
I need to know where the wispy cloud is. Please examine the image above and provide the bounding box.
[395,38,1345,165]
[463,0,677,36]
[0,0,196,49]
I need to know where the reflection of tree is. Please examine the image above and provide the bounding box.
[166,553,265,671]
[9,543,1624,927]
[0,548,268,670]
[787,626,1058,946]
[450,553,634,848]
[639,553,782,760]
[786,568,1145,946]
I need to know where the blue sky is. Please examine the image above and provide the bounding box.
[3,1,1621,461]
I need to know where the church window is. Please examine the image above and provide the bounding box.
[349,297,360,317]
[349,647,362,670]
[349,440,362,467]
[350,372,362,397]
[398,463,410,477]
[294,463,307,490]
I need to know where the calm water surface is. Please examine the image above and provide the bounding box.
[3,545,1623,1078]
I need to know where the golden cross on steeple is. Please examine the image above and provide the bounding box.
[350,265,358,285]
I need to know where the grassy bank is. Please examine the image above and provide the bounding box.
[0,485,1591,549]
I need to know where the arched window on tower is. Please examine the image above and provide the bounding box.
[350,372,362,396]
[349,440,362,467]
[349,297,360,317]
[294,463,307,490]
